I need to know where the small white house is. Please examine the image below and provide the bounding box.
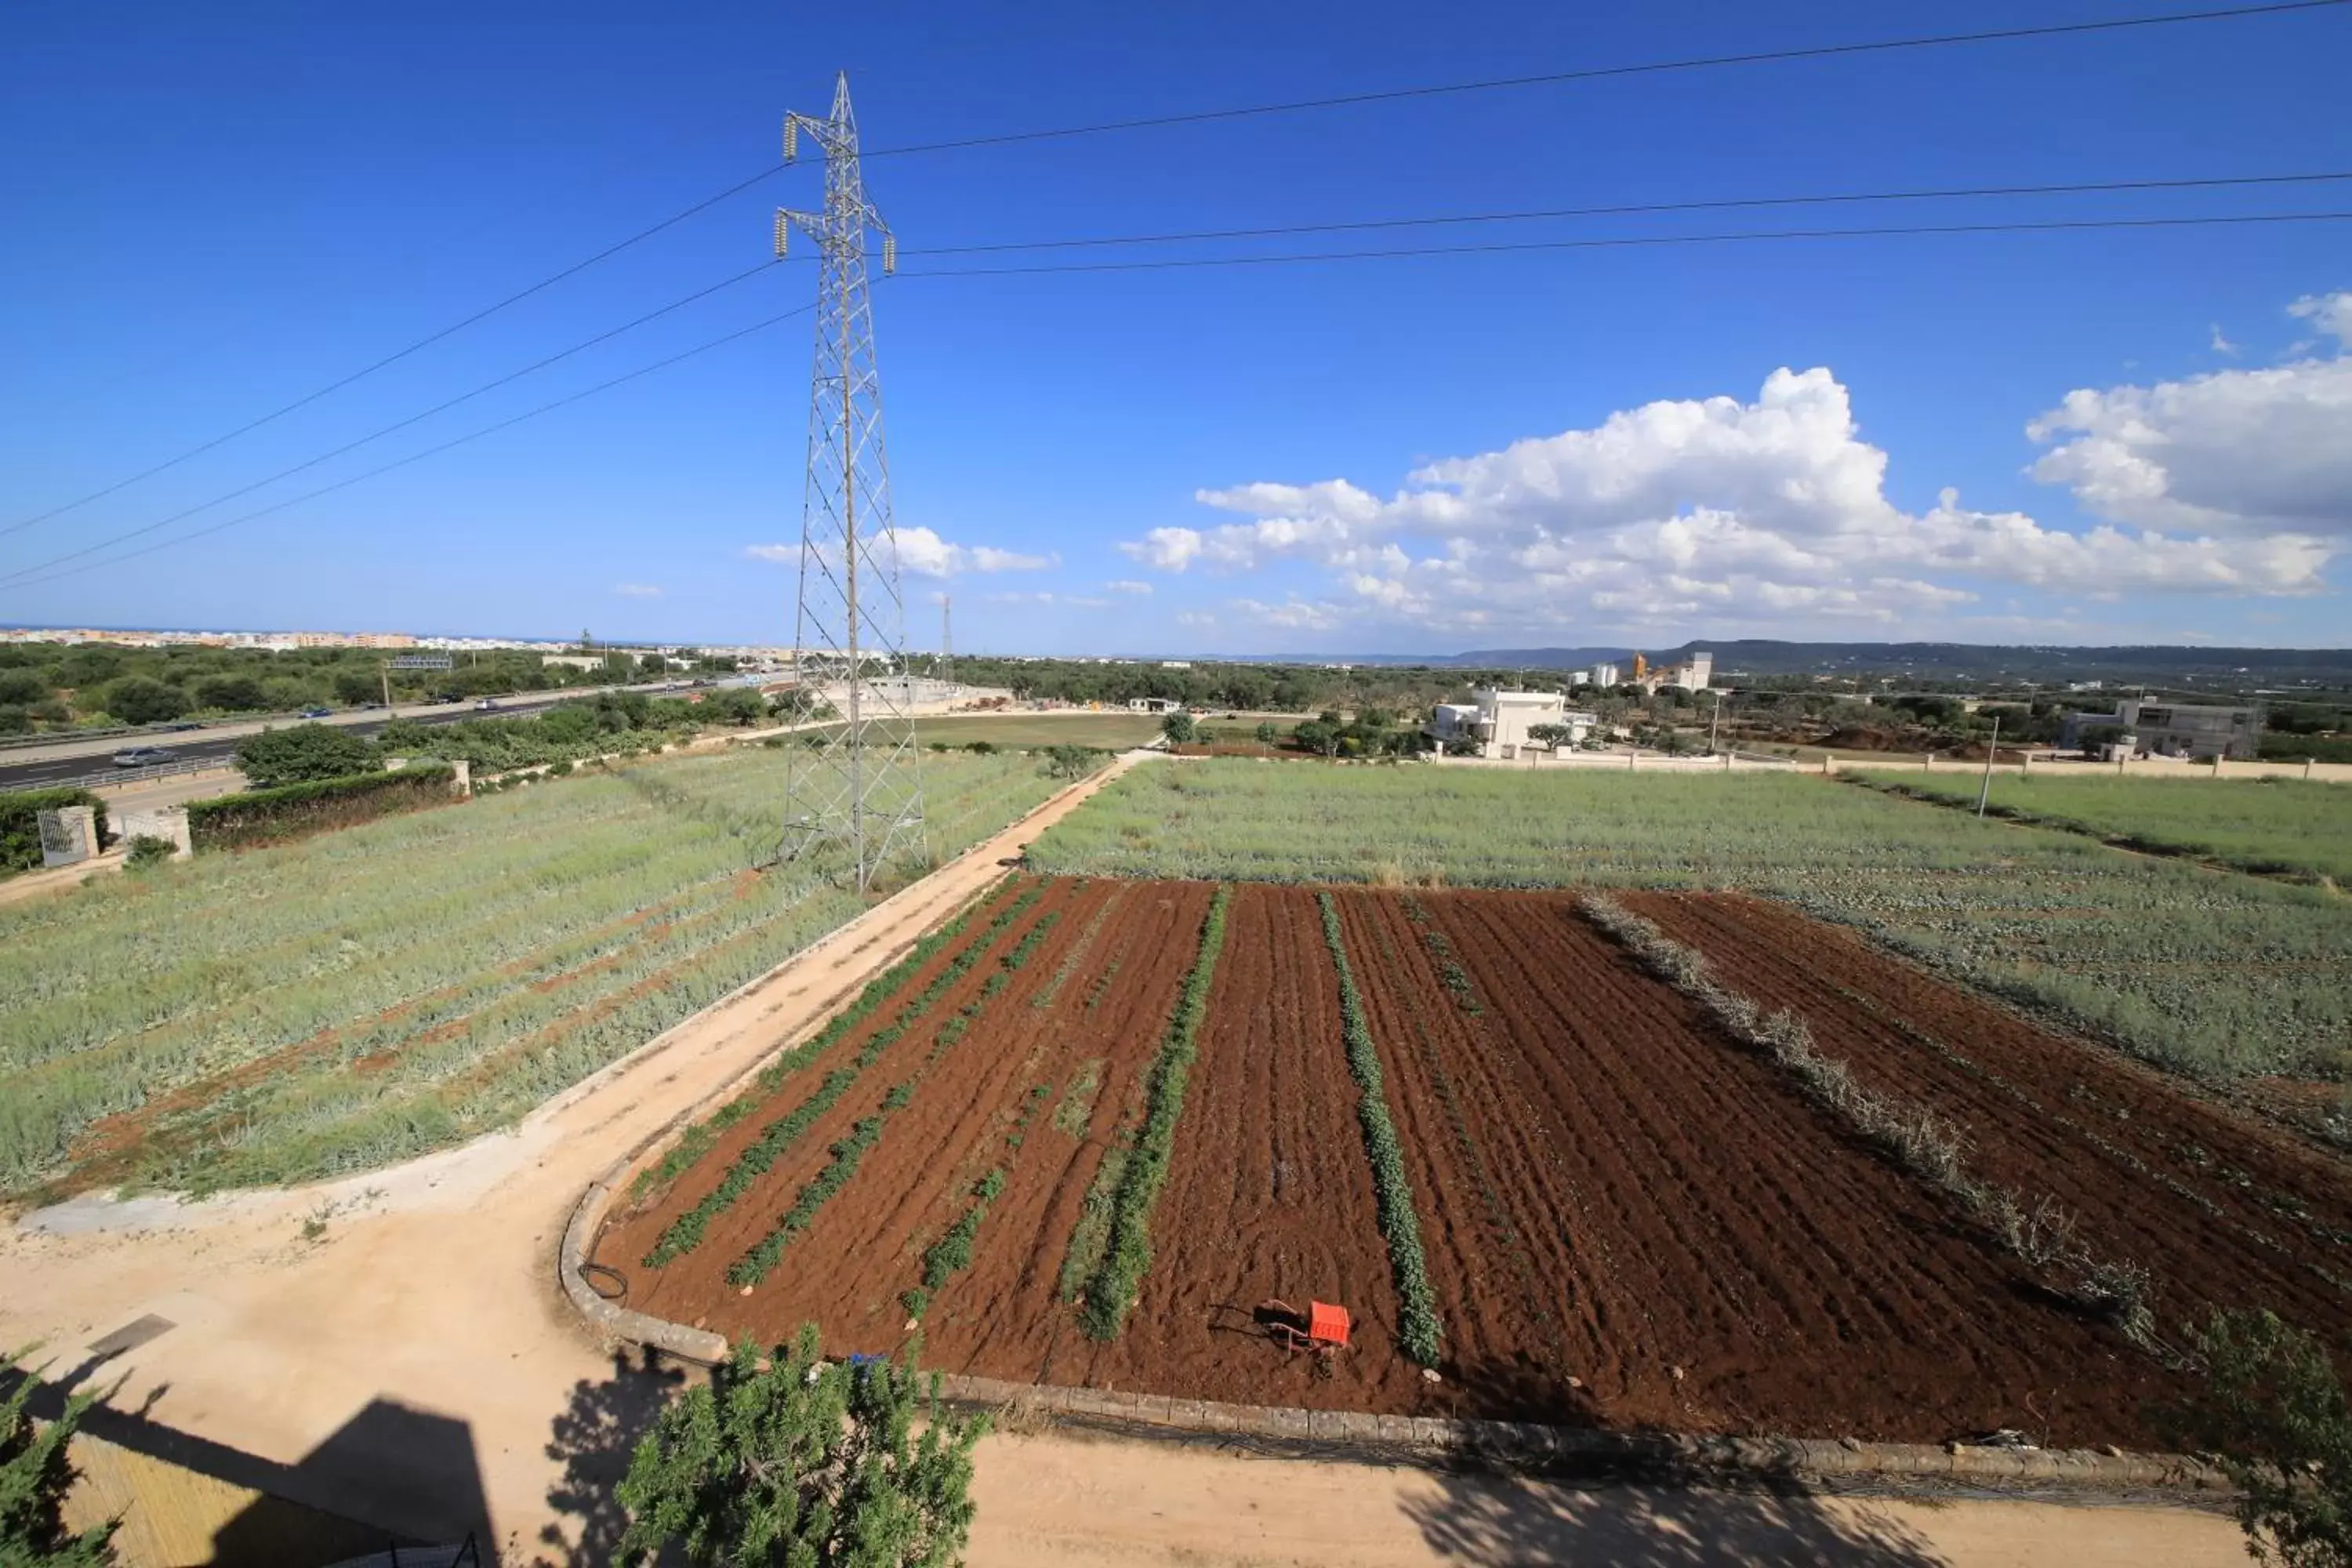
[1127,696,1183,715]
[1430,689,1573,759]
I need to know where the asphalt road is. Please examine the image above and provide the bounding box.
[0,695,576,793]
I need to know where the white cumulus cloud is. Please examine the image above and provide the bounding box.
[744,528,1055,577]
[1118,328,2350,639]
[613,583,662,598]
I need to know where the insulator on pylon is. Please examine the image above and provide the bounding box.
[783,117,797,163]
[774,211,789,258]
[881,234,896,275]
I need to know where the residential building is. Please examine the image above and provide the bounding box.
[1428,689,1573,759]
[1591,662,1621,688]
[2059,698,2262,760]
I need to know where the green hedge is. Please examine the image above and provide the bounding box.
[187,765,455,851]
[1319,891,1443,1365]
[0,788,108,874]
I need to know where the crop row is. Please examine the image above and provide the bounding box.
[904,1170,1008,1320]
[717,889,1070,1287]
[639,880,1048,1266]
[2,749,1071,1193]
[1078,885,1232,1339]
[1318,893,1444,1366]
[634,877,1022,1201]
[1580,893,2163,1354]
[1027,761,2352,1080]
[727,1095,904,1287]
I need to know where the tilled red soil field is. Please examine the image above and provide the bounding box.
[599,876,2352,1446]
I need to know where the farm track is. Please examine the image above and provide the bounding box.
[598,878,1080,1305]
[1621,892,2352,1334]
[1417,891,2168,1443]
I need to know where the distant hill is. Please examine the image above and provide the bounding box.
[1444,641,2352,686]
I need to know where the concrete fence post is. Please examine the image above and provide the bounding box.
[2308,759,2317,780]
[452,759,472,797]
[37,806,97,868]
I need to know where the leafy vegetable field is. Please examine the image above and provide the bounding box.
[1849,769,2352,883]
[0,747,1080,1196]
[1026,761,2352,1081]
[604,877,2352,1446]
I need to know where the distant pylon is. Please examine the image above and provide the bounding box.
[774,73,925,891]
[941,595,954,693]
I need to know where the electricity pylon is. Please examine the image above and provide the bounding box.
[774,73,925,892]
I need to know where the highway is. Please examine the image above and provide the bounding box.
[0,694,580,793]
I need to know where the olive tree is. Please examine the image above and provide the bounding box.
[2171,1308,2352,1567]
[2,1350,118,1566]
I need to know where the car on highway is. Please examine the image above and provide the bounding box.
[111,746,177,768]
[299,706,332,719]
[474,698,500,711]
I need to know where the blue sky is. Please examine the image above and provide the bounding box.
[3,0,2348,655]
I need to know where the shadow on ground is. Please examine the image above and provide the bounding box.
[1401,1469,1946,1567]
[537,1345,684,1567]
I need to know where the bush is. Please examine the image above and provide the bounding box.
[2170,1308,2352,1567]
[188,766,454,851]
[1040,743,1098,781]
[0,789,108,875]
[100,677,186,724]
[191,674,268,713]
[123,835,177,870]
[234,724,381,789]
[2,1348,120,1564]
[1160,711,1196,746]
[0,672,51,706]
[617,1327,982,1568]
[0,706,28,737]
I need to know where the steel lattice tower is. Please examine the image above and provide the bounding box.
[774,73,925,891]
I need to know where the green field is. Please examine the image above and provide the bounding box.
[0,747,1081,1196]
[1028,760,2352,1083]
[1851,770,2352,883]
[909,713,1165,750]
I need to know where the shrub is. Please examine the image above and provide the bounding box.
[234,723,380,788]
[1160,712,1196,746]
[100,677,186,724]
[616,1327,982,1568]
[187,766,454,851]
[0,789,108,875]
[2169,1308,2352,1567]
[123,835,176,870]
[2,1348,120,1565]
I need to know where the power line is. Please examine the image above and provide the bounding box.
[891,209,2352,280]
[0,167,790,539]
[899,170,2352,257]
[0,263,782,586]
[862,0,2352,160]
[10,203,2346,590]
[0,305,814,593]
[12,0,2336,535]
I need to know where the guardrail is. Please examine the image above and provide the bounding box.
[2,757,225,796]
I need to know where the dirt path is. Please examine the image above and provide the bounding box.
[966,1430,2249,1567]
[0,755,1143,1563]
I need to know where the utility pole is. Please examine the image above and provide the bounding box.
[774,74,925,892]
[1708,691,1723,755]
[1976,713,2002,818]
[941,595,954,694]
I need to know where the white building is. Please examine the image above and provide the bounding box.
[1127,696,1183,714]
[1591,662,1621,688]
[1566,669,1590,686]
[1428,689,1573,759]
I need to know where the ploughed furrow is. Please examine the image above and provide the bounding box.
[1067,884,1425,1414]
[598,877,1073,1312]
[701,879,1106,1338]
[923,883,1213,1384]
[1331,889,1592,1421]
[1422,889,2169,1446]
[1624,891,2352,1338]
